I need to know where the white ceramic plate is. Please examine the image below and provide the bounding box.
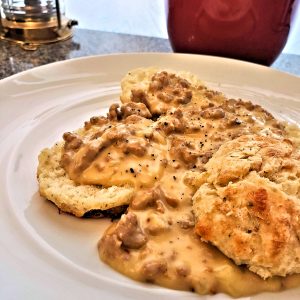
[0,53,300,300]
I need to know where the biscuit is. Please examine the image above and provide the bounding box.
[120,67,208,115]
[193,135,300,278]
[37,142,134,217]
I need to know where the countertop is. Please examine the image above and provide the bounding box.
[0,28,299,80]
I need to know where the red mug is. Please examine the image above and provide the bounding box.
[167,0,296,65]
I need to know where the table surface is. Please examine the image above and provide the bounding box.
[0,28,299,80]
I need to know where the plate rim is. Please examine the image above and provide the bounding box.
[1,52,299,86]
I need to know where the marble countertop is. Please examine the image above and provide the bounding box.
[0,28,299,79]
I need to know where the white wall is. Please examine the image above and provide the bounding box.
[283,0,300,55]
[64,0,168,39]
[65,0,299,55]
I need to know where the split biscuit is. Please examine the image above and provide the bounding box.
[193,135,300,278]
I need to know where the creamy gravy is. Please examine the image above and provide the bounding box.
[61,71,300,297]
[99,187,300,297]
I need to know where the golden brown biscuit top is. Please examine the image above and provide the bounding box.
[193,134,300,278]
